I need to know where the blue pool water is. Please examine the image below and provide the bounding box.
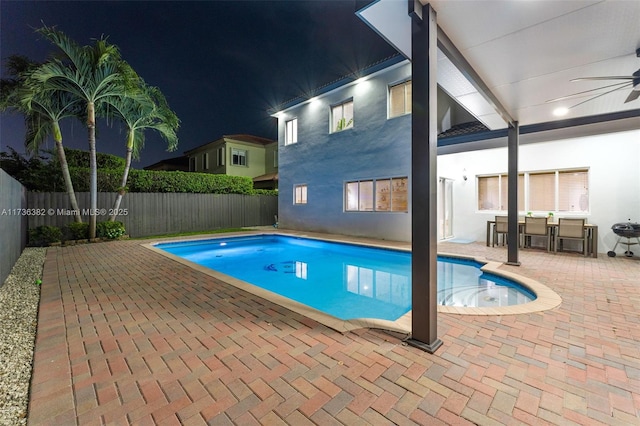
[156,235,535,321]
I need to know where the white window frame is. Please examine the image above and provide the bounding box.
[202,153,209,170]
[217,147,225,166]
[477,168,589,214]
[294,184,307,205]
[388,79,412,118]
[285,118,298,145]
[331,99,354,133]
[345,177,408,213]
[231,148,247,166]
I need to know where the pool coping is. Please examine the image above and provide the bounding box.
[142,230,562,335]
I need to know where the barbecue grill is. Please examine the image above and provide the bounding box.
[607,222,640,257]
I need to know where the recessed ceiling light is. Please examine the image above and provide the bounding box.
[553,107,569,117]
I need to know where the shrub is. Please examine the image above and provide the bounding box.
[65,222,89,240]
[28,225,62,246]
[125,170,255,194]
[96,221,126,240]
[62,148,126,169]
[66,168,258,194]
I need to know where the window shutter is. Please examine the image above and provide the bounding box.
[558,170,588,212]
[529,172,555,211]
[478,176,499,210]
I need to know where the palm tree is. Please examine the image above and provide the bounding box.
[25,25,134,238]
[105,82,179,221]
[1,55,83,222]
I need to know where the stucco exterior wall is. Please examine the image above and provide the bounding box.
[225,141,266,178]
[264,142,278,175]
[278,63,413,241]
[438,129,640,252]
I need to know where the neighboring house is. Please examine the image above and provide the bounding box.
[184,134,278,189]
[274,57,640,253]
[143,155,190,172]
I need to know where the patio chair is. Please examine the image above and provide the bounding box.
[555,218,587,256]
[522,216,550,251]
[493,215,509,246]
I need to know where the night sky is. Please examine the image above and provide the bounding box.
[0,0,397,167]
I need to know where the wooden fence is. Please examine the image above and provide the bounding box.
[27,192,278,238]
[1,170,28,286]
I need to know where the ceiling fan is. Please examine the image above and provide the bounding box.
[547,47,640,109]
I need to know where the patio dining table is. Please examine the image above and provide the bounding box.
[486,219,598,257]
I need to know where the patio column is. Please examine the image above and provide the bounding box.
[407,0,442,353]
[507,122,520,265]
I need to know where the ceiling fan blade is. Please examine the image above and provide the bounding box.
[569,82,633,109]
[624,90,640,103]
[546,81,631,103]
[571,76,634,82]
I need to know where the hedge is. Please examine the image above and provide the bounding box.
[67,168,267,194]
[3,148,277,195]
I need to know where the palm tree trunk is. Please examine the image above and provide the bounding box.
[53,122,82,223]
[88,101,97,238]
[110,133,133,221]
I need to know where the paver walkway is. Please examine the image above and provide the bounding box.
[28,233,640,425]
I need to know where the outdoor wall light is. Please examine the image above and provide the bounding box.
[355,78,371,94]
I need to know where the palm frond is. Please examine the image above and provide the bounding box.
[36,25,85,72]
[25,114,54,153]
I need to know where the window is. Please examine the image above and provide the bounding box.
[202,153,209,170]
[345,177,408,212]
[273,151,278,168]
[331,100,353,133]
[189,157,196,172]
[217,147,225,166]
[558,170,588,212]
[478,174,524,210]
[294,184,307,204]
[389,80,412,118]
[231,148,247,166]
[529,172,555,211]
[477,169,589,213]
[285,118,298,145]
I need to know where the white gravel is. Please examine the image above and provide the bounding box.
[0,248,46,426]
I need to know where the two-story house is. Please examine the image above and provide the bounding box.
[274,56,477,241]
[274,56,640,253]
[184,134,278,189]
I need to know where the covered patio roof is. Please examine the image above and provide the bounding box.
[357,0,640,132]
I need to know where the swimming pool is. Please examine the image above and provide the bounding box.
[155,235,535,322]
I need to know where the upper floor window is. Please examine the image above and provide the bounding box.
[294,184,307,204]
[231,148,247,166]
[331,99,353,133]
[389,80,412,118]
[217,147,225,166]
[285,118,298,145]
[202,153,209,170]
[478,169,589,213]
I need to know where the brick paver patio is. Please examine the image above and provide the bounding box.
[28,233,640,425]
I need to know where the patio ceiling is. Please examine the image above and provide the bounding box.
[357,0,640,130]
